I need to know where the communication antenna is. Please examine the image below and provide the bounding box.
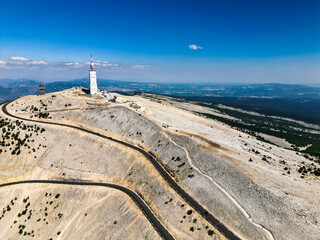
[90,54,94,69]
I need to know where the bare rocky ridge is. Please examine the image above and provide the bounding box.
[1,87,319,239]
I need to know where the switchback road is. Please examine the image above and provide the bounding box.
[0,180,174,240]
[2,100,241,240]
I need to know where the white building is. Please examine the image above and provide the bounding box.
[130,101,141,109]
[89,54,98,95]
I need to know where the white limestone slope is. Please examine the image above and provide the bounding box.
[3,88,319,240]
[1,89,226,240]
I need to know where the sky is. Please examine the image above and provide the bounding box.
[0,0,319,84]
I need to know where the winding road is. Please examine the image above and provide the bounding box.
[0,180,174,240]
[1,100,241,240]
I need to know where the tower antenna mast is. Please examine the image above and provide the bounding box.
[90,54,94,69]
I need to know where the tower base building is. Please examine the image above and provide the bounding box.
[89,54,98,95]
[89,69,97,95]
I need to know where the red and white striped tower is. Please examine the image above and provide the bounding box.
[90,54,94,69]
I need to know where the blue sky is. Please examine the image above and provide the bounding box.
[0,0,319,83]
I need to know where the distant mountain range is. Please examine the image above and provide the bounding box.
[1,78,320,102]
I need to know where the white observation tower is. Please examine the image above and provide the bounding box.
[89,54,98,95]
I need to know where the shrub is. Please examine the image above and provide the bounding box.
[177,162,185,168]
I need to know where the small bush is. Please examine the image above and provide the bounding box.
[177,162,185,168]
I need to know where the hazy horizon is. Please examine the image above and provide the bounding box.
[2,77,320,89]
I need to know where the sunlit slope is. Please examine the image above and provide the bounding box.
[2,87,319,240]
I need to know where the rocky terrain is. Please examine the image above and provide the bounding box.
[0,185,160,240]
[0,87,319,240]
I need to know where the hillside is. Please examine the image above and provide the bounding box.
[0,88,319,240]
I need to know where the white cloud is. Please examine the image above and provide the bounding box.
[189,44,203,50]
[101,63,120,68]
[102,63,112,67]
[0,60,6,69]
[10,56,29,61]
[2,57,154,75]
[133,64,150,69]
[27,60,48,65]
[63,62,83,68]
[72,63,82,68]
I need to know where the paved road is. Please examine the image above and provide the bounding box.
[2,100,241,240]
[0,179,174,240]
